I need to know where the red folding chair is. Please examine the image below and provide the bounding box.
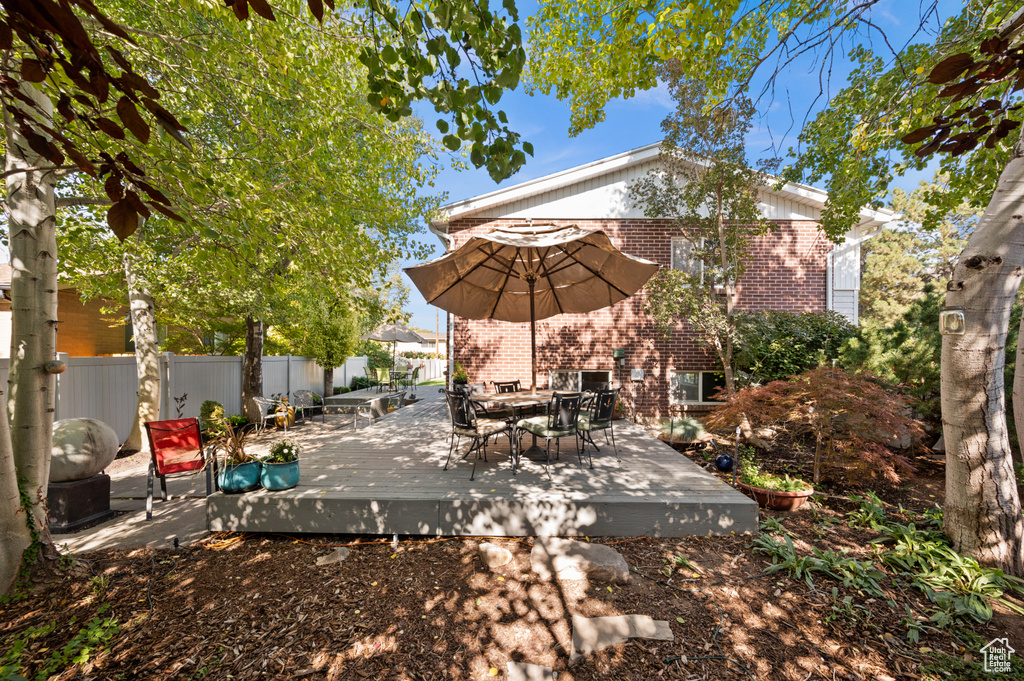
[143,418,218,520]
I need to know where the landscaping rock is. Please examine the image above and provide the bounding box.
[570,614,673,663]
[932,435,945,453]
[49,418,118,483]
[478,542,513,568]
[531,537,629,584]
[506,661,556,681]
[315,547,350,566]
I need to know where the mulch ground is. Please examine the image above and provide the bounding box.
[3,442,1023,680]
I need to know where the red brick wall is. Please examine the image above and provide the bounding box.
[448,218,832,419]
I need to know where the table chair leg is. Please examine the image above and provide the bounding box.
[146,463,155,521]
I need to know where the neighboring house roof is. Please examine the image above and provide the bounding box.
[0,262,10,294]
[433,142,897,233]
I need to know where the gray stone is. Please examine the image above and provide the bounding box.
[531,537,630,584]
[315,547,350,566]
[478,542,513,568]
[507,661,556,681]
[570,614,673,662]
[50,419,119,483]
[932,435,945,453]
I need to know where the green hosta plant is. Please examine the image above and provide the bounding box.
[267,439,299,464]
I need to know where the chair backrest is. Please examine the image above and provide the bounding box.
[493,380,521,394]
[444,389,477,430]
[293,389,318,408]
[253,396,277,414]
[547,392,583,431]
[364,366,376,380]
[144,418,205,476]
[411,367,420,381]
[587,388,618,428]
[377,367,390,382]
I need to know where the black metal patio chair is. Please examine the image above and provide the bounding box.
[443,389,509,480]
[515,391,583,476]
[576,388,619,468]
[492,380,521,393]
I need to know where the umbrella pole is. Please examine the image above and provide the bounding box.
[529,278,537,393]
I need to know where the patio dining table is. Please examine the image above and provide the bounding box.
[475,390,555,474]
[389,370,409,392]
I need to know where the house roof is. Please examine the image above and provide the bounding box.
[0,262,10,290]
[433,142,897,231]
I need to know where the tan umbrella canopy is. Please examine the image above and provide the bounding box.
[360,322,425,368]
[405,223,660,391]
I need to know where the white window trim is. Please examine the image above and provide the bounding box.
[669,370,726,405]
[670,236,704,284]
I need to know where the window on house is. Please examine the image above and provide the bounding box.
[549,370,612,392]
[670,370,726,404]
[670,237,703,280]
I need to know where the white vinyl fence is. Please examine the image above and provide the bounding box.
[0,353,373,443]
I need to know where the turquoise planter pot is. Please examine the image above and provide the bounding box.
[218,461,261,493]
[260,459,300,491]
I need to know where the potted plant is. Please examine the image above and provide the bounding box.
[452,366,469,385]
[216,420,260,493]
[736,455,814,511]
[260,438,300,491]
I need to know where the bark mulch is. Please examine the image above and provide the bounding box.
[2,453,1022,680]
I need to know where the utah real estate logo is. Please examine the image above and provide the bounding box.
[981,638,1015,673]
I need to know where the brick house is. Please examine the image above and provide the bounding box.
[430,144,895,419]
[0,263,131,358]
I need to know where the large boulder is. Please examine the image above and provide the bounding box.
[531,537,630,584]
[50,419,119,483]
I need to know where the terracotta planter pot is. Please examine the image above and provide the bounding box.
[736,481,814,511]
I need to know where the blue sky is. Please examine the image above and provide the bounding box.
[399,1,954,332]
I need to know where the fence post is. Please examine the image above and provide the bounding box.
[161,352,174,420]
[54,352,69,421]
[286,354,292,398]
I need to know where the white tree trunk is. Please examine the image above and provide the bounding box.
[941,130,1024,577]
[3,77,58,579]
[121,226,160,453]
[1014,322,1024,466]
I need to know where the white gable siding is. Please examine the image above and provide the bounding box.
[467,158,824,222]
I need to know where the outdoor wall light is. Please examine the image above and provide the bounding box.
[939,306,966,335]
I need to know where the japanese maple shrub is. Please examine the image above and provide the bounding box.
[704,367,924,485]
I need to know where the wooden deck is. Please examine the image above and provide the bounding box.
[207,389,759,537]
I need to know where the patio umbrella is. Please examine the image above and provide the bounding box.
[405,223,660,392]
[360,322,425,368]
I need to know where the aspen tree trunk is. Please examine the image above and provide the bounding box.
[941,130,1024,577]
[3,77,58,585]
[121,222,160,453]
[242,316,264,423]
[1014,335,1024,465]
